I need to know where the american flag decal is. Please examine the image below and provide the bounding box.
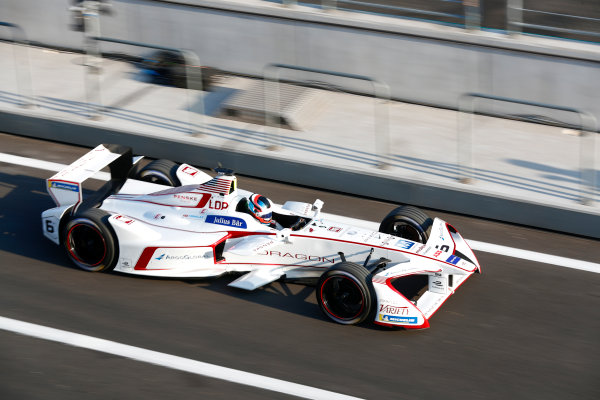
[197,177,233,194]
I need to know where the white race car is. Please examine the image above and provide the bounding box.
[42,144,481,329]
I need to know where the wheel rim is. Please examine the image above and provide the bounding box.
[67,224,107,267]
[139,170,173,186]
[320,275,365,321]
[390,220,425,243]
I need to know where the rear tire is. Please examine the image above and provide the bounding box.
[379,205,432,244]
[136,159,180,186]
[62,209,118,272]
[316,262,376,325]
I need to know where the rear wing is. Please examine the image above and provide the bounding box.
[46,144,133,207]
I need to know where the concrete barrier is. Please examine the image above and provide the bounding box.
[2,109,599,238]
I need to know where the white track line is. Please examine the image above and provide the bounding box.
[0,316,362,400]
[465,240,600,274]
[0,152,112,180]
[2,152,599,274]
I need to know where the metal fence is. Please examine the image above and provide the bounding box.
[87,36,204,134]
[458,93,598,205]
[264,63,391,168]
[280,0,481,29]
[0,21,34,107]
[507,0,600,39]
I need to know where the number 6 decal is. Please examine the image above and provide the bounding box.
[45,219,55,233]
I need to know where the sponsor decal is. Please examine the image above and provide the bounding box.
[438,223,446,241]
[258,250,335,264]
[379,304,409,315]
[140,247,213,269]
[365,231,381,242]
[328,227,342,233]
[429,273,447,294]
[114,215,134,225]
[414,244,426,254]
[49,181,79,192]
[433,250,443,258]
[396,239,415,250]
[154,253,206,261]
[379,314,418,324]
[208,199,229,210]
[181,166,198,176]
[183,214,204,220]
[252,240,276,253]
[174,194,199,202]
[347,230,358,235]
[119,259,132,270]
[206,215,246,229]
[446,255,461,265]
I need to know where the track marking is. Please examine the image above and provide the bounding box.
[0,152,111,180]
[465,240,600,274]
[2,152,599,274]
[0,316,363,400]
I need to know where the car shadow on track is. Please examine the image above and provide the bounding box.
[0,170,111,268]
[189,274,402,332]
[1,171,402,331]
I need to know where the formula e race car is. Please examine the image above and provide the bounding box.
[42,144,481,329]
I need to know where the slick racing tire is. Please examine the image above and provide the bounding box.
[379,205,432,244]
[136,159,181,186]
[62,208,118,272]
[317,262,376,325]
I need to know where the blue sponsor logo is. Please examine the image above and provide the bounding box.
[446,255,461,265]
[50,181,79,192]
[206,215,247,229]
[155,254,165,261]
[381,315,418,324]
[396,239,415,250]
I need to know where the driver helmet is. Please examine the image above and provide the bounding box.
[247,194,273,224]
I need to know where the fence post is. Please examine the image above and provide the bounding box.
[463,0,481,30]
[578,112,598,205]
[507,0,523,34]
[457,95,474,183]
[323,0,338,11]
[263,66,282,151]
[372,80,391,169]
[81,2,104,119]
[180,49,205,136]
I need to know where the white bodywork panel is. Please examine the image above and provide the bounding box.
[42,146,481,329]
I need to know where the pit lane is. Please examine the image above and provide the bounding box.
[0,134,598,399]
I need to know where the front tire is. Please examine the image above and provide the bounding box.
[62,209,118,272]
[136,159,181,186]
[379,205,432,244]
[316,262,376,325]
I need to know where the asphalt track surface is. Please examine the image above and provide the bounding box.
[0,133,599,399]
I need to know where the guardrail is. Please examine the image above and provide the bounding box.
[507,0,600,39]
[458,93,597,205]
[0,21,34,107]
[88,36,204,134]
[263,63,390,168]
[281,0,480,29]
